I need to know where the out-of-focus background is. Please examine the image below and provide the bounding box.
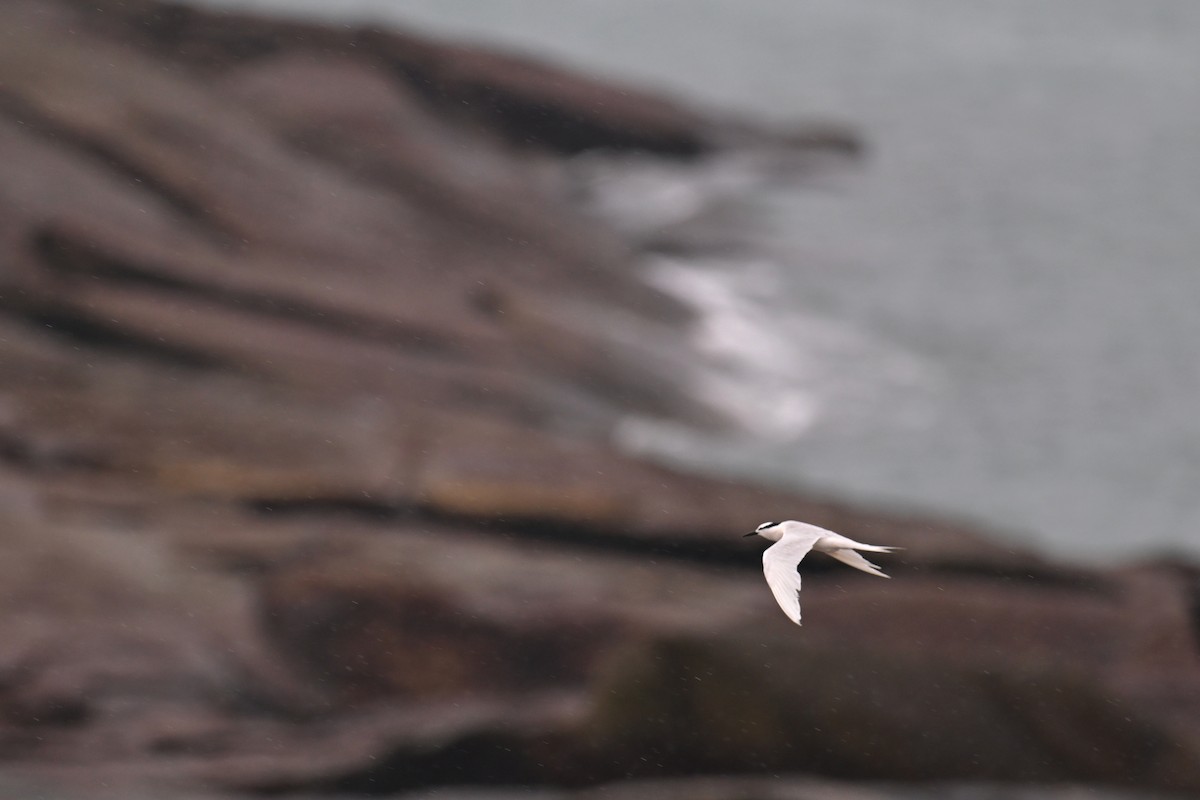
[191,0,1200,565]
[0,1,1197,798]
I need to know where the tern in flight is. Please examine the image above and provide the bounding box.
[744,520,899,625]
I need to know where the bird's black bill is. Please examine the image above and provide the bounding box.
[743,531,759,537]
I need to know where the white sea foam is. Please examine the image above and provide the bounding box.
[617,255,942,453]
[567,148,942,457]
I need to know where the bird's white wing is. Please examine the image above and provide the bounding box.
[762,534,821,626]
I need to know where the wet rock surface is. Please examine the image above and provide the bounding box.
[0,1,1197,798]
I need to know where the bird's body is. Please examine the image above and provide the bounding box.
[744,520,898,625]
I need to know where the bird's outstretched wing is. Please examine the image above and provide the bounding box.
[762,533,821,625]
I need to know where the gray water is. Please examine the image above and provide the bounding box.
[188,0,1200,562]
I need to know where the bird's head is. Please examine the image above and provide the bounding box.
[744,520,784,542]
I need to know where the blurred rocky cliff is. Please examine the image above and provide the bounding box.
[0,1,1198,798]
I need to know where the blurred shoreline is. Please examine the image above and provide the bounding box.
[1,1,1199,797]
[181,0,1200,565]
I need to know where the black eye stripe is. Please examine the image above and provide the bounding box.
[758,521,779,530]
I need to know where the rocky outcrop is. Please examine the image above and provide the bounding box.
[0,1,1197,798]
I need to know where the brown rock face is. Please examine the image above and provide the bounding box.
[0,1,1197,799]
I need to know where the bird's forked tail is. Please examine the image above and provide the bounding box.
[825,547,895,578]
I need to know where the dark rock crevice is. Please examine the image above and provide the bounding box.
[30,228,465,359]
[0,92,229,239]
[240,496,1120,597]
[4,306,230,371]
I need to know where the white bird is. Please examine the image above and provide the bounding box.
[744,520,899,625]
